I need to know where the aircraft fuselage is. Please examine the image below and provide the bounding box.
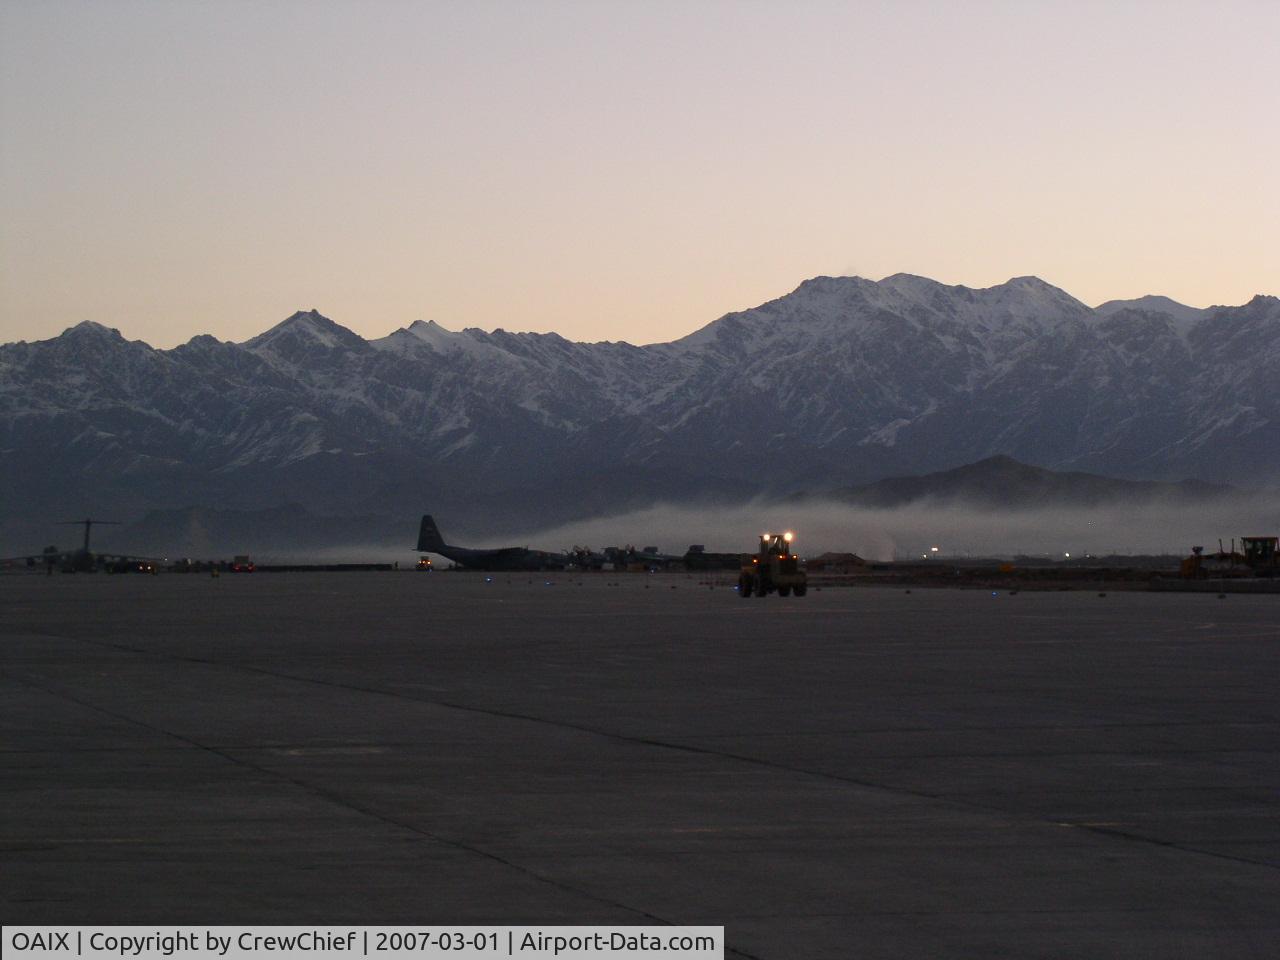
[416,515,567,571]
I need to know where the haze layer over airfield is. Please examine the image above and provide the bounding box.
[2,1,1277,349]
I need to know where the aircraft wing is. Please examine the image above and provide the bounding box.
[0,551,66,566]
[0,549,165,570]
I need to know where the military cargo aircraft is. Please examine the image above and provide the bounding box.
[415,515,569,571]
[0,518,163,573]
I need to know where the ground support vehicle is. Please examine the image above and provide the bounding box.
[739,532,807,598]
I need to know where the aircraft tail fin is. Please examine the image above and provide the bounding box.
[417,515,447,552]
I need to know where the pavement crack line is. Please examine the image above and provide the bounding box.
[4,670,676,929]
[12,633,1280,878]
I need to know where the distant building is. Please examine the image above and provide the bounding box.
[806,552,868,573]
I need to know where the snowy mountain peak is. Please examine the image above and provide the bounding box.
[873,274,1085,322]
[965,276,1089,328]
[1093,294,1212,339]
[276,308,346,336]
[991,275,1084,306]
[406,318,454,343]
[1095,294,1207,322]
[879,272,940,290]
[677,272,1093,351]
[783,275,882,305]
[1004,275,1057,291]
[795,274,862,290]
[244,309,367,354]
[59,320,127,342]
[410,319,494,355]
[369,318,503,361]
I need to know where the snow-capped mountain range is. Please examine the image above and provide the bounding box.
[2,274,1276,532]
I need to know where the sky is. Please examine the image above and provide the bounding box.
[2,0,1277,349]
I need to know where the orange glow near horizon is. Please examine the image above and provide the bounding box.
[2,1,1277,349]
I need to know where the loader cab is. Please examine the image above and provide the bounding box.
[760,532,793,557]
[761,532,799,572]
[1241,536,1278,571]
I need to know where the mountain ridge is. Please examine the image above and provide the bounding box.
[2,274,1276,532]
[826,455,1237,509]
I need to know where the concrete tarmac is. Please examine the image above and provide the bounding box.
[2,573,1277,958]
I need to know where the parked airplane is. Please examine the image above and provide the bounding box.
[0,518,163,573]
[416,515,570,571]
[598,544,680,570]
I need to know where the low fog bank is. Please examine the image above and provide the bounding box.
[11,492,1270,566]
[512,493,1280,561]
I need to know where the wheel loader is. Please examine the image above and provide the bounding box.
[739,531,807,598]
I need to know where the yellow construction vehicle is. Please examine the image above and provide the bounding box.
[1180,536,1278,579]
[739,531,807,598]
[1241,536,1278,576]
